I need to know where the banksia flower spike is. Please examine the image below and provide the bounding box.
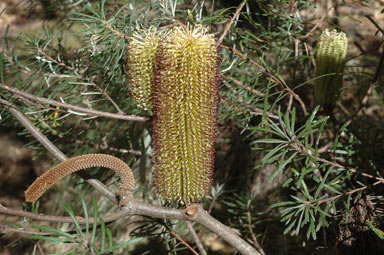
[153,24,220,205]
[315,29,348,106]
[127,28,160,110]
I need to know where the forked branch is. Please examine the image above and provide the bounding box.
[0,97,259,255]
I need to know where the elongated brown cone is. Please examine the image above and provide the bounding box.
[25,154,134,205]
[152,25,221,205]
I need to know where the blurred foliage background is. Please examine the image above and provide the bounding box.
[0,0,384,254]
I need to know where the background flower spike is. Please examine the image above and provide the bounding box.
[315,29,348,107]
[152,24,221,205]
[127,27,160,111]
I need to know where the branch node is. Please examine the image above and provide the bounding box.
[184,204,200,218]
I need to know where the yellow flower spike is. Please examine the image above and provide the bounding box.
[127,28,160,110]
[315,29,348,106]
[152,24,221,205]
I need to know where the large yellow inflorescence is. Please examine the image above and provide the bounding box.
[152,25,220,205]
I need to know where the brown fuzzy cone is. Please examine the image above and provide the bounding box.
[25,154,134,204]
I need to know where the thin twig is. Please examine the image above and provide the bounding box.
[0,203,128,224]
[276,114,384,184]
[224,75,265,97]
[345,44,383,122]
[300,8,330,39]
[315,180,382,206]
[218,0,248,44]
[1,98,118,203]
[169,228,200,255]
[92,84,124,114]
[0,226,51,236]
[37,48,76,71]
[73,139,141,156]
[7,44,124,114]
[341,52,382,121]
[0,201,184,223]
[220,44,308,115]
[0,83,148,121]
[221,94,279,120]
[247,211,265,255]
[291,141,384,184]
[187,221,207,255]
[102,20,130,40]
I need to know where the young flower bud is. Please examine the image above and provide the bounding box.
[127,28,160,110]
[152,24,220,205]
[315,29,348,106]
